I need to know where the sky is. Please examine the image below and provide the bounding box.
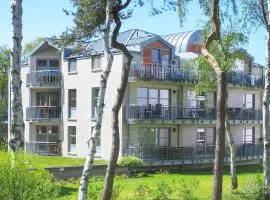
[0,0,266,65]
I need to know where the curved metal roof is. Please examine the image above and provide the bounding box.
[162,30,202,54]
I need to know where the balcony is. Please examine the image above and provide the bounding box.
[124,105,262,122]
[26,70,62,87]
[25,141,61,155]
[123,144,263,163]
[129,63,264,87]
[26,106,61,121]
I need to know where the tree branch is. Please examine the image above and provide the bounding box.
[260,0,270,31]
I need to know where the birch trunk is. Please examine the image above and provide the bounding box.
[9,0,24,152]
[225,115,238,190]
[101,1,132,199]
[263,25,270,200]
[78,1,113,199]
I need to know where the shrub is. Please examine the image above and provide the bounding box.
[134,184,152,200]
[177,178,199,200]
[152,181,173,200]
[0,151,59,200]
[118,155,144,168]
[225,175,269,200]
[0,137,8,152]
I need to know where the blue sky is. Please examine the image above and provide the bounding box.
[0,0,266,65]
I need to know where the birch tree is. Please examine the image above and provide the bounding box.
[78,1,113,199]
[9,0,24,152]
[242,1,270,197]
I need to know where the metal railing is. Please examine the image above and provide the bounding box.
[26,70,62,87]
[129,63,264,87]
[125,105,262,121]
[123,144,263,162]
[25,141,61,155]
[26,106,61,121]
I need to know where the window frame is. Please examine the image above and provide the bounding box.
[68,89,77,119]
[68,58,77,73]
[68,126,76,153]
[91,55,102,70]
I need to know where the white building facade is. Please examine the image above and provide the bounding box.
[13,29,264,163]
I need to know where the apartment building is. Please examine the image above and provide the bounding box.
[14,29,264,163]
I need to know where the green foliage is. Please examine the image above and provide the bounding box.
[0,46,9,102]
[224,175,269,200]
[152,181,173,200]
[134,184,152,200]
[22,37,44,58]
[87,177,122,200]
[118,155,144,167]
[0,137,7,151]
[177,178,199,200]
[0,151,59,200]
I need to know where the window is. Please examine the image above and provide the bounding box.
[137,128,170,147]
[243,127,255,144]
[92,55,102,70]
[137,88,169,106]
[36,92,60,106]
[91,88,99,119]
[68,89,77,119]
[35,125,59,142]
[49,60,59,68]
[68,126,76,153]
[68,58,77,72]
[243,93,254,109]
[188,90,205,108]
[37,59,59,70]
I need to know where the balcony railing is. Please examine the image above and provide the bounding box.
[129,63,264,87]
[26,106,61,121]
[125,105,262,121]
[26,70,62,87]
[123,144,263,162]
[25,141,61,155]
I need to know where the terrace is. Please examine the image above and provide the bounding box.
[129,63,264,87]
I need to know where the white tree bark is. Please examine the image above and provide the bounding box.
[9,0,24,152]
[263,28,270,198]
[225,115,238,190]
[77,1,113,199]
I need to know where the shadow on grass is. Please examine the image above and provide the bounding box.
[58,185,78,197]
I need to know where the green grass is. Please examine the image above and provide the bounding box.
[31,155,107,168]
[56,165,263,200]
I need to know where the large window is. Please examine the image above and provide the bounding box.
[35,125,59,142]
[68,126,76,153]
[92,55,102,70]
[68,58,77,72]
[36,59,59,71]
[187,90,205,108]
[91,88,99,119]
[36,92,60,106]
[243,127,255,144]
[137,88,169,106]
[137,128,170,147]
[243,93,255,109]
[68,89,77,119]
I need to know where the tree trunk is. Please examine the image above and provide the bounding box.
[212,72,226,200]
[9,0,24,152]
[225,115,238,190]
[101,2,132,199]
[77,1,113,200]
[263,29,270,199]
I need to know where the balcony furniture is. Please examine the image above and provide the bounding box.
[154,104,162,118]
[145,104,152,118]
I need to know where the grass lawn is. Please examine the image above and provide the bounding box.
[57,164,263,200]
[31,155,107,168]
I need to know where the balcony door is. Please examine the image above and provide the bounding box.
[36,92,60,107]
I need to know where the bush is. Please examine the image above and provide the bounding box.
[134,184,152,200]
[177,178,199,200]
[0,137,7,152]
[118,155,144,168]
[152,181,173,200]
[225,175,269,200]
[0,151,59,200]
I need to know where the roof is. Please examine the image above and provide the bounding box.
[29,40,61,57]
[163,30,202,53]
